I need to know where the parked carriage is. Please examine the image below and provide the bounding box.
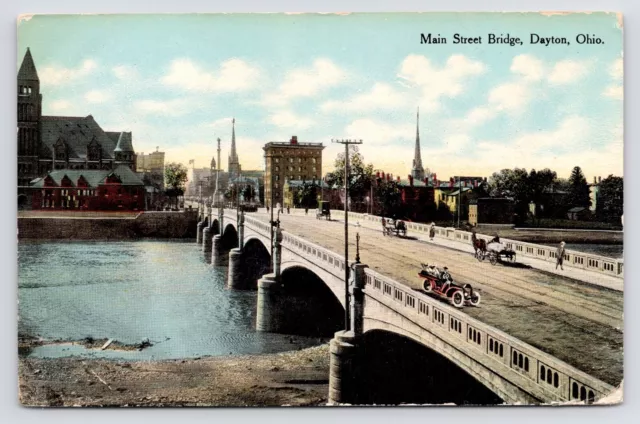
[382,218,407,237]
[316,201,331,220]
[475,242,517,265]
[417,263,481,308]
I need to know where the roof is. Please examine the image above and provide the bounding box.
[114,132,134,152]
[18,48,39,81]
[30,165,144,188]
[447,187,473,196]
[40,115,119,160]
[397,178,430,187]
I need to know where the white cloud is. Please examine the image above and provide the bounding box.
[488,82,532,112]
[85,90,111,103]
[548,60,590,85]
[264,59,347,106]
[610,58,623,80]
[510,54,545,81]
[161,58,260,92]
[398,54,486,102]
[49,100,71,111]
[466,107,495,126]
[320,82,405,113]
[513,115,590,153]
[603,85,623,100]
[39,59,97,86]
[133,99,189,116]
[343,119,413,146]
[269,111,314,130]
[112,65,138,80]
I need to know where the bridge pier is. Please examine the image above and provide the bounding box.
[202,226,213,253]
[256,273,286,332]
[211,235,226,266]
[227,248,247,289]
[328,330,361,405]
[196,221,205,244]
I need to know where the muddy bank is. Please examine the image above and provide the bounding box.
[18,344,330,407]
[18,334,156,357]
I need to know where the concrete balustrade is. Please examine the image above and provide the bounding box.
[330,209,623,278]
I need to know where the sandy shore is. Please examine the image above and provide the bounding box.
[18,344,330,407]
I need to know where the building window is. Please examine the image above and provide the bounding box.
[312,158,317,164]
[289,158,293,163]
[298,158,302,163]
[275,183,279,189]
[275,166,279,171]
[275,175,279,181]
[312,166,316,172]
[275,158,279,163]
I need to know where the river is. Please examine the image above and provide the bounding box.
[543,243,624,259]
[18,240,323,360]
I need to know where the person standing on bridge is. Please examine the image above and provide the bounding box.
[429,222,436,241]
[556,241,566,271]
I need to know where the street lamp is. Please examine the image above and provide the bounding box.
[267,152,282,273]
[332,138,363,332]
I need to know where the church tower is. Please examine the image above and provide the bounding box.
[17,48,43,189]
[228,118,241,177]
[411,107,425,181]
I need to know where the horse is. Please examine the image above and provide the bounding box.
[471,231,486,256]
[395,220,407,237]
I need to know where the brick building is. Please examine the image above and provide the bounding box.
[263,136,324,208]
[30,165,146,211]
[136,147,165,189]
[18,48,136,207]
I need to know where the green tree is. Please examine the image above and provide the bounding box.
[567,166,591,208]
[597,175,623,224]
[325,146,374,211]
[164,162,188,208]
[528,168,558,223]
[373,178,402,218]
[488,168,530,222]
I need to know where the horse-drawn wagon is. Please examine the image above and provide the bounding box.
[316,201,331,220]
[382,218,407,237]
[417,263,481,308]
[472,232,516,265]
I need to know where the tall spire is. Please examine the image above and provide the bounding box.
[18,48,39,81]
[411,107,425,181]
[228,118,240,176]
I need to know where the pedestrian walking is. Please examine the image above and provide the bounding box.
[556,241,566,270]
[429,222,436,241]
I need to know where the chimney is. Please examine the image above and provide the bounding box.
[408,175,414,186]
[376,171,380,178]
[387,174,391,182]
[424,177,428,186]
[290,136,298,145]
[598,176,602,183]
[594,177,597,184]
[397,176,401,183]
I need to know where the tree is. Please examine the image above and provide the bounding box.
[567,166,591,209]
[597,175,623,224]
[295,181,320,209]
[528,168,558,223]
[488,168,530,223]
[325,146,374,211]
[164,162,188,208]
[373,178,402,218]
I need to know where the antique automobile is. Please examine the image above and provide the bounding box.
[417,263,481,308]
[382,218,407,237]
[316,201,331,220]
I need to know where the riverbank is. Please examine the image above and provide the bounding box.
[18,344,330,407]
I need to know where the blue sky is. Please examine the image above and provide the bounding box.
[17,12,623,181]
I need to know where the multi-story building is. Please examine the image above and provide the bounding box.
[136,147,165,188]
[263,136,324,208]
[18,48,136,207]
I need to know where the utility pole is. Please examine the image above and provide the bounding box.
[268,152,281,273]
[457,176,461,229]
[331,138,363,332]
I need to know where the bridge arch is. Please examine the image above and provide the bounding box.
[353,329,503,405]
[222,223,238,249]
[211,219,220,235]
[240,237,271,289]
[274,265,344,337]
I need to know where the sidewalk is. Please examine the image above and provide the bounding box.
[338,216,624,292]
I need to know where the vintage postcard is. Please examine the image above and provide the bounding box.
[17,12,623,407]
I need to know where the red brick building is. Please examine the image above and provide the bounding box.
[30,165,146,211]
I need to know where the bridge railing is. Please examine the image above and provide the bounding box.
[362,267,615,404]
[330,210,623,278]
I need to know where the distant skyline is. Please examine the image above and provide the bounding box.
[18,13,623,181]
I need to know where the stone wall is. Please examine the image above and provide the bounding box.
[17,211,198,240]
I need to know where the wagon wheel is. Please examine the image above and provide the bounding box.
[469,291,481,307]
[422,279,434,293]
[476,250,485,262]
[489,253,498,265]
[451,290,465,308]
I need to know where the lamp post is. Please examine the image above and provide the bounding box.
[457,176,461,229]
[268,152,281,273]
[332,138,363,332]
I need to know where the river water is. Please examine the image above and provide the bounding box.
[543,243,624,259]
[18,240,322,360]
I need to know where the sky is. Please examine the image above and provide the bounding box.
[17,12,623,181]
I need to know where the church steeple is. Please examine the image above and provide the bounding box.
[411,107,425,181]
[18,48,39,82]
[228,118,240,176]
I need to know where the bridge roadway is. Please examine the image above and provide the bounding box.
[244,210,623,387]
